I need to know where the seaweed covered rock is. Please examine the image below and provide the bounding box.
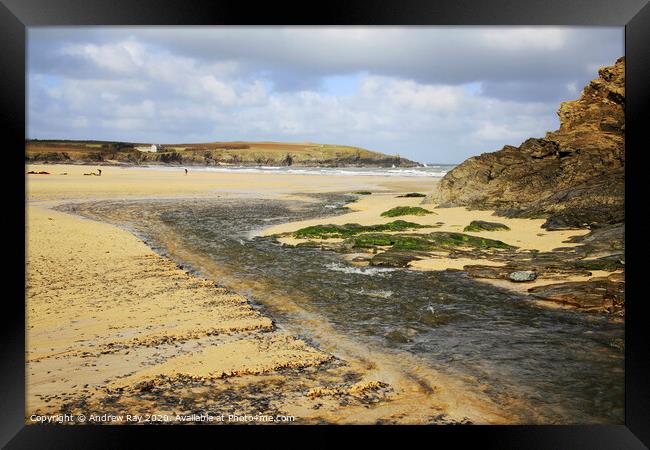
[426,232,513,249]
[380,206,435,217]
[427,57,625,230]
[345,233,436,251]
[397,193,427,198]
[464,220,510,232]
[344,231,514,252]
[370,249,429,267]
[292,220,430,239]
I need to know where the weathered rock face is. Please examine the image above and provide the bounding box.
[528,278,625,314]
[428,57,625,230]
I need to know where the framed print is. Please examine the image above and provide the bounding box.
[3,0,649,447]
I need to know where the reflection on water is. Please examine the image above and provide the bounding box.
[62,196,624,424]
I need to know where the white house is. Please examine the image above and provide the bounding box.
[135,144,158,153]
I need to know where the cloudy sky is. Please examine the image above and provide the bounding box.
[27,27,623,163]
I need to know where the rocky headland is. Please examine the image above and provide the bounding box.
[428,57,624,231]
[423,57,625,314]
[25,140,421,168]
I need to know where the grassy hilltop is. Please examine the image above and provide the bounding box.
[25,140,421,167]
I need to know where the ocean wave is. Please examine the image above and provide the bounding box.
[135,165,452,178]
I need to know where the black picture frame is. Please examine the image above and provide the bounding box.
[3,0,649,447]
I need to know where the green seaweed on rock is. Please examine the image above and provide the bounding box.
[344,231,514,251]
[396,193,427,198]
[427,232,514,249]
[463,220,511,232]
[293,220,430,239]
[380,206,435,217]
[347,234,436,251]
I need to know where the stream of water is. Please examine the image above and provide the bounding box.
[62,195,624,424]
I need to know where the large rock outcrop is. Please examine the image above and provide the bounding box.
[428,57,625,230]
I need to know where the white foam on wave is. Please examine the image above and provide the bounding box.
[325,262,396,275]
[134,165,452,178]
[351,288,394,299]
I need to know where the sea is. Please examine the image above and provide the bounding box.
[133,164,456,178]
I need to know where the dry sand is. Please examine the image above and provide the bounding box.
[27,205,331,415]
[26,164,434,201]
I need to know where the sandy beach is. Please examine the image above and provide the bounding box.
[26,164,501,423]
[26,164,432,201]
[26,164,619,424]
[16,24,630,435]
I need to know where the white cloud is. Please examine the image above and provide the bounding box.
[26,65,565,161]
[61,39,147,75]
[360,77,463,111]
[198,75,238,105]
[27,27,623,163]
[470,123,531,141]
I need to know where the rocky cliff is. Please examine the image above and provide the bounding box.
[428,57,625,230]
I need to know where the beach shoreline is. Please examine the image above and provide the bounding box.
[28,164,514,424]
[25,164,621,424]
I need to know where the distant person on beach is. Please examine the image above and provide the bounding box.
[184,168,188,175]
[97,169,102,176]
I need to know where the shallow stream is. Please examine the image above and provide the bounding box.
[62,195,624,424]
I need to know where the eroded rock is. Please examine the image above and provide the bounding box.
[427,57,624,230]
[527,279,624,314]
